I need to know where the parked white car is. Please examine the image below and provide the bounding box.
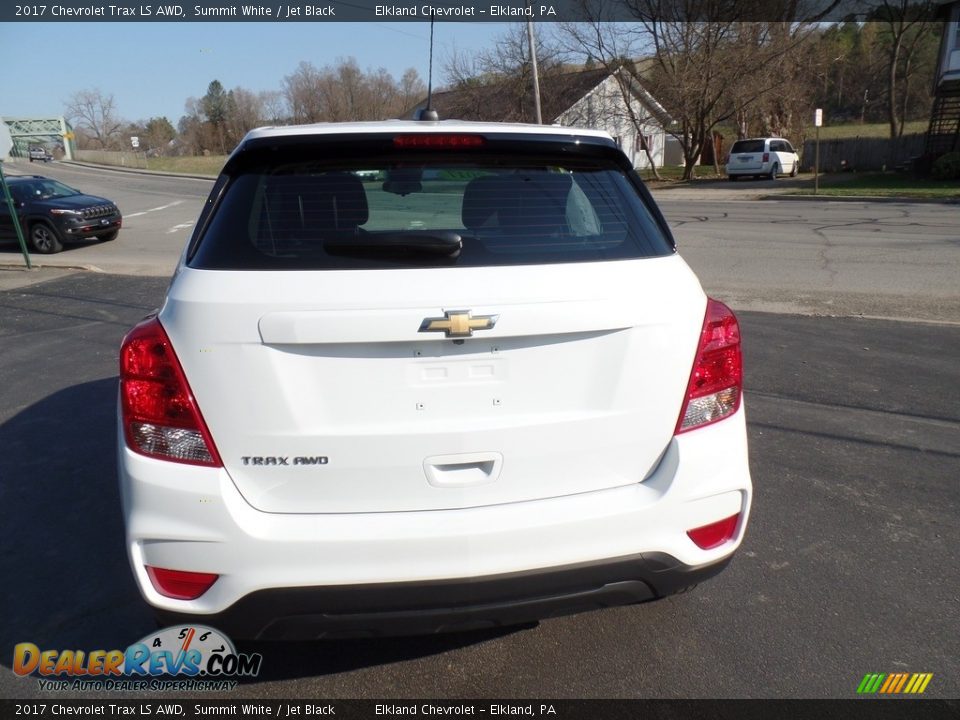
[726,137,799,180]
[118,120,753,639]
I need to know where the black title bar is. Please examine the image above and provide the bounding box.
[2,0,946,23]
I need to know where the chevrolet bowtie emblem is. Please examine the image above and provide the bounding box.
[419,310,499,338]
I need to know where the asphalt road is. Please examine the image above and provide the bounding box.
[0,272,957,700]
[3,160,958,324]
[2,160,209,275]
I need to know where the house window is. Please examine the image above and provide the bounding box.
[636,134,652,152]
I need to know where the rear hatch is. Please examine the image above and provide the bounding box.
[728,139,767,171]
[162,129,706,514]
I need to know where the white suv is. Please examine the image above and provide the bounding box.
[118,120,752,639]
[726,137,799,180]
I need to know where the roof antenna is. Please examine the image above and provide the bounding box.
[417,10,439,121]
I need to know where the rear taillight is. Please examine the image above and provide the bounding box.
[762,152,770,162]
[120,316,222,466]
[146,566,219,600]
[675,298,742,434]
[687,514,740,549]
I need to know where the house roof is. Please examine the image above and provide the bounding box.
[421,67,614,124]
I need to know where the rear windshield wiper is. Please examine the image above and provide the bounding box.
[324,231,463,258]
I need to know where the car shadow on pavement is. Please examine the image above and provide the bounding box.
[0,377,527,683]
[0,377,153,660]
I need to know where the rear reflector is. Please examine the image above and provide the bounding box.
[120,316,222,466]
[675,298,742,434]
[393,134,485,149]
[687,514,740,550]
[146,566,219,600]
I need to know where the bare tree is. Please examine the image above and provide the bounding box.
[441,25,569,123]
[258,90,287,125]
[872,1,938,140]
[284,61,327,123]
[178,97,212,155]
[283,57,425,123]
[560,23,666,177]
[563,2,821,179]
[226,87,265,144]
[64,89,124,149]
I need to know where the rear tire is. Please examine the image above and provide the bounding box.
[728,175,738,182]
[768,163,779,180]
[30,222,63,254]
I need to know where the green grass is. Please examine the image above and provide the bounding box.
[812,120,928,140]
[641,164,726,182]
[143,155,226,176]
[790,172,960,199]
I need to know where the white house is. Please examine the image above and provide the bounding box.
[413,66,671,169]
[928,0,960,156]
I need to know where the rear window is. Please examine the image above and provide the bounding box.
[731,140,765,154]
[189,149,673,270]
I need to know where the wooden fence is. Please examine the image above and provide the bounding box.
[801,133,927,173]
[74,149,148,169]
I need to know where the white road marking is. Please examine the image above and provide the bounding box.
[126,200,184,218]
[166,222,195,234]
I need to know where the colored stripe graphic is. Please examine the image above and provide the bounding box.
[858,672,932,694]
[893,673,909,693]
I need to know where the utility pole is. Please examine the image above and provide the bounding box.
[526,9,542,124]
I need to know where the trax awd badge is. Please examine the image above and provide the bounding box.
[419,310,498,338]
[241,456,328,466]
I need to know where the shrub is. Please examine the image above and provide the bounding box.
[931,152,960,180]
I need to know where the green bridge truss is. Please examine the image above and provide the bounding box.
[0,117,76,160]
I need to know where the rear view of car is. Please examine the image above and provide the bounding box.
[118,121,752,639]
[726,137,799,180]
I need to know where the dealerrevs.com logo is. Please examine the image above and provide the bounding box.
[14,626,262,692]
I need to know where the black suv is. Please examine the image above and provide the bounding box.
[0,175,122,253]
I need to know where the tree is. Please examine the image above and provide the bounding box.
[870,1,938,140]
[142,117,177,155]
[283,61,327,123]
[283,57,425,123]
[563,3,822,179]
[225,87,264,146]
[258,90,287,124]
[64,89,124,149]
[177,97,211,155]
[559,24,667,177]
[201,80,229,153]
[441,25,570,126]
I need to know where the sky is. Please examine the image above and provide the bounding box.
[0,21,515,124]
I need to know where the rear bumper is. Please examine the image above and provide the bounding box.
[156,552,732,640]
[119,406,752,638]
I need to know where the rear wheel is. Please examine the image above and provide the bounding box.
[728,175,738,182]
[30,222,63,254]
[768,163,779,180]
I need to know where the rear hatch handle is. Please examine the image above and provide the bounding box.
[424,452,503,488]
